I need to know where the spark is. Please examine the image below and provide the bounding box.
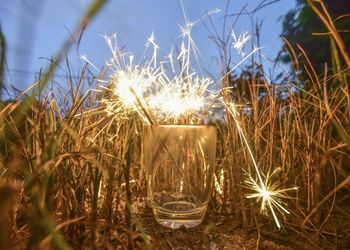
[231,30,251,57]
[168,48,175,73]
[80,54,100,71]
[206,8,221,15]
[244,172,298,228]
[146,32,159,68]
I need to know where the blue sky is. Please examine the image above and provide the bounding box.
[1,0,295,92]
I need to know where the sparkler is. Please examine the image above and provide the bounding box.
[225,102,298,228]
[95,11,219,126]
[244,171,298,228]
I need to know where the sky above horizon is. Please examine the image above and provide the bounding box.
[1,0,296,93]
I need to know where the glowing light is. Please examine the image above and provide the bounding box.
[113,72,141,108]
[231,31,251,57]
[245,172,298,228]
[97,13,218,126]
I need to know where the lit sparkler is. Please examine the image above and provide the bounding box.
[244,171,298,228]
[97,11,219,126]
[225,102,297,228]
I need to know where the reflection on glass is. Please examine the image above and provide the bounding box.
[143,125,217,229]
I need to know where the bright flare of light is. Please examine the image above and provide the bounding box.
[245,172,298,228]
[113,72,142,108]
[99,14,217,125]
[231,30,251,57]
[81,7,223,127]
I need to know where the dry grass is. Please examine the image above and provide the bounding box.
[1,1,350,249]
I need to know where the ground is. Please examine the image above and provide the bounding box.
[138,208,316,250]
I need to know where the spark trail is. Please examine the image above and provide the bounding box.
[225,102,297,228]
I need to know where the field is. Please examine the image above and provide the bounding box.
[1,0,350,249]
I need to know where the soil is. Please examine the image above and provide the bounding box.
[137,207,316,250]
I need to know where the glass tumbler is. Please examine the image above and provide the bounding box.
[143,125,217,229]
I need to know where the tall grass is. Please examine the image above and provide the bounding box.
[1,0,350,249]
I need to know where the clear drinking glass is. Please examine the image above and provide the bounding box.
[143,125,217,229]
